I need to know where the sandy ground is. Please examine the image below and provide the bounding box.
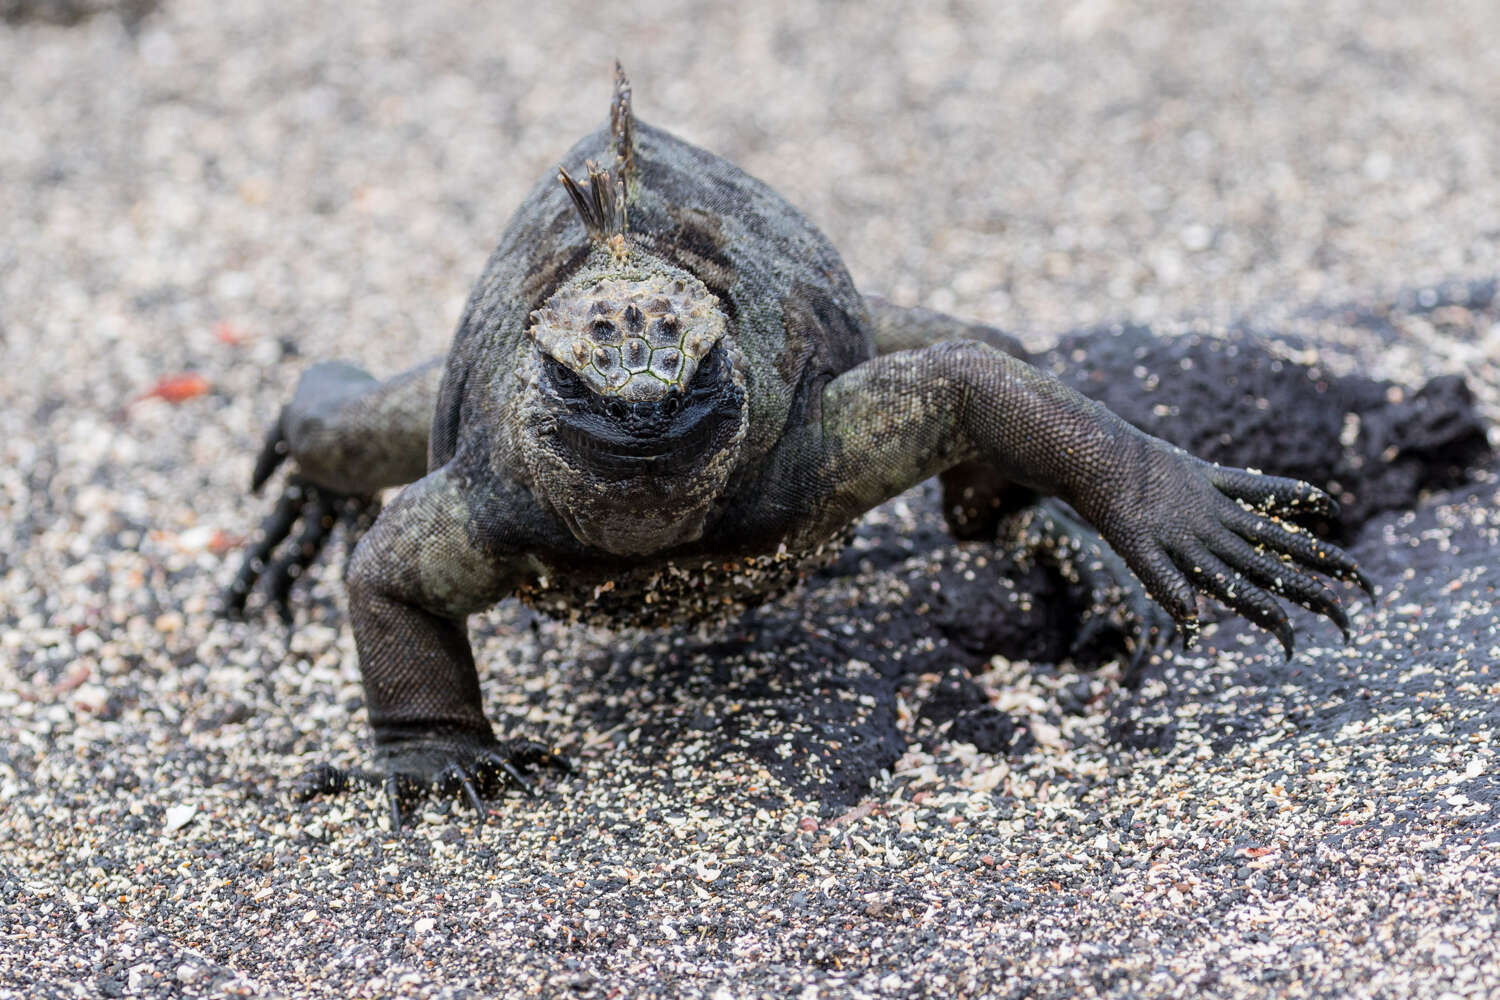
[2,1,1499,997]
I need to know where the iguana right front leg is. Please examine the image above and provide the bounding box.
[223,357,444,619]
[864,296,1171,661]
[335,462,569,828]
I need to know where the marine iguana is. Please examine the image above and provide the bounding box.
[224,67,1369,827]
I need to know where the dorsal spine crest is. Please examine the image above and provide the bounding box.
[558,64,639,256]
[610,61,636,185]
[557,159,627,245]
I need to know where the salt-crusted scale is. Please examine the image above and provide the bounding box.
[515,528,855,631]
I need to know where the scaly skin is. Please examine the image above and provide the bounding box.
[226,68,1368,827]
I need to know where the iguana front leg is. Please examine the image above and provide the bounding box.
[768,340,1369,655]
[864,295,1040,539]
[863,298,1174,660]
[223,357,444,619]
[335,463,569,828]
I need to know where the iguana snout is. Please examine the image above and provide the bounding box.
[513,252,748,555]
[549,342,743,474]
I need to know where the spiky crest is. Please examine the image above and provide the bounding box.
[558,64,639,252]
[610,61,637,184]
[557,159,626,244]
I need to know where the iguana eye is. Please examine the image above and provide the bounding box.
[685,343,725,396]
[543,356,590,400]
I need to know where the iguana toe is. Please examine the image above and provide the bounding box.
[221,476,376,623]
[373,735,570,831]
[291,738,567,831]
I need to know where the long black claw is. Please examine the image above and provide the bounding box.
[1250,598,1295,659]
[1220,501,1365,586]
[220,482,309,618]
[292,740,567,832]
[461,777,487,820]
[384,775,405,833]
[1207,532,1350,640]
[439,763,488,822]
[1306,552,1374,599]
[1176,543,1297,658]
[494,756,538,798]
[224,474,375,623]
[249,414,289,493]
[508,739,573,775]
[1219,497,1369,646]
[1274,619,1295,660]
[261,486,341,621]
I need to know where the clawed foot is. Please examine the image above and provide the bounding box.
[295,737,571,831]
[1084,441,1375,661]
[220,416,380,622]
[1025,499,1175,677]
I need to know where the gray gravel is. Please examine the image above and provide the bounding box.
[3,1,1499,998]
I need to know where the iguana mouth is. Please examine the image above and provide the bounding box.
[548,343,743,471]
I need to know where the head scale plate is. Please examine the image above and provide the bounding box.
[528,271,727,402]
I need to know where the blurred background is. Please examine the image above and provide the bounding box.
[5,0,1498,369]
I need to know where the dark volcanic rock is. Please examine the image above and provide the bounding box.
[531,305,1492,808]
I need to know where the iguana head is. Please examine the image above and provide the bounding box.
[516,240,748,557]
[528,266,726,403]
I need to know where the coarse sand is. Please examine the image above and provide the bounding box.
[2,2,1498,997]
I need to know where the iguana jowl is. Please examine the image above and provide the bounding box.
[226,67,1368,826]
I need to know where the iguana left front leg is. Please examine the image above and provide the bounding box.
[224,358,444,620]
[759,340,1369,655]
